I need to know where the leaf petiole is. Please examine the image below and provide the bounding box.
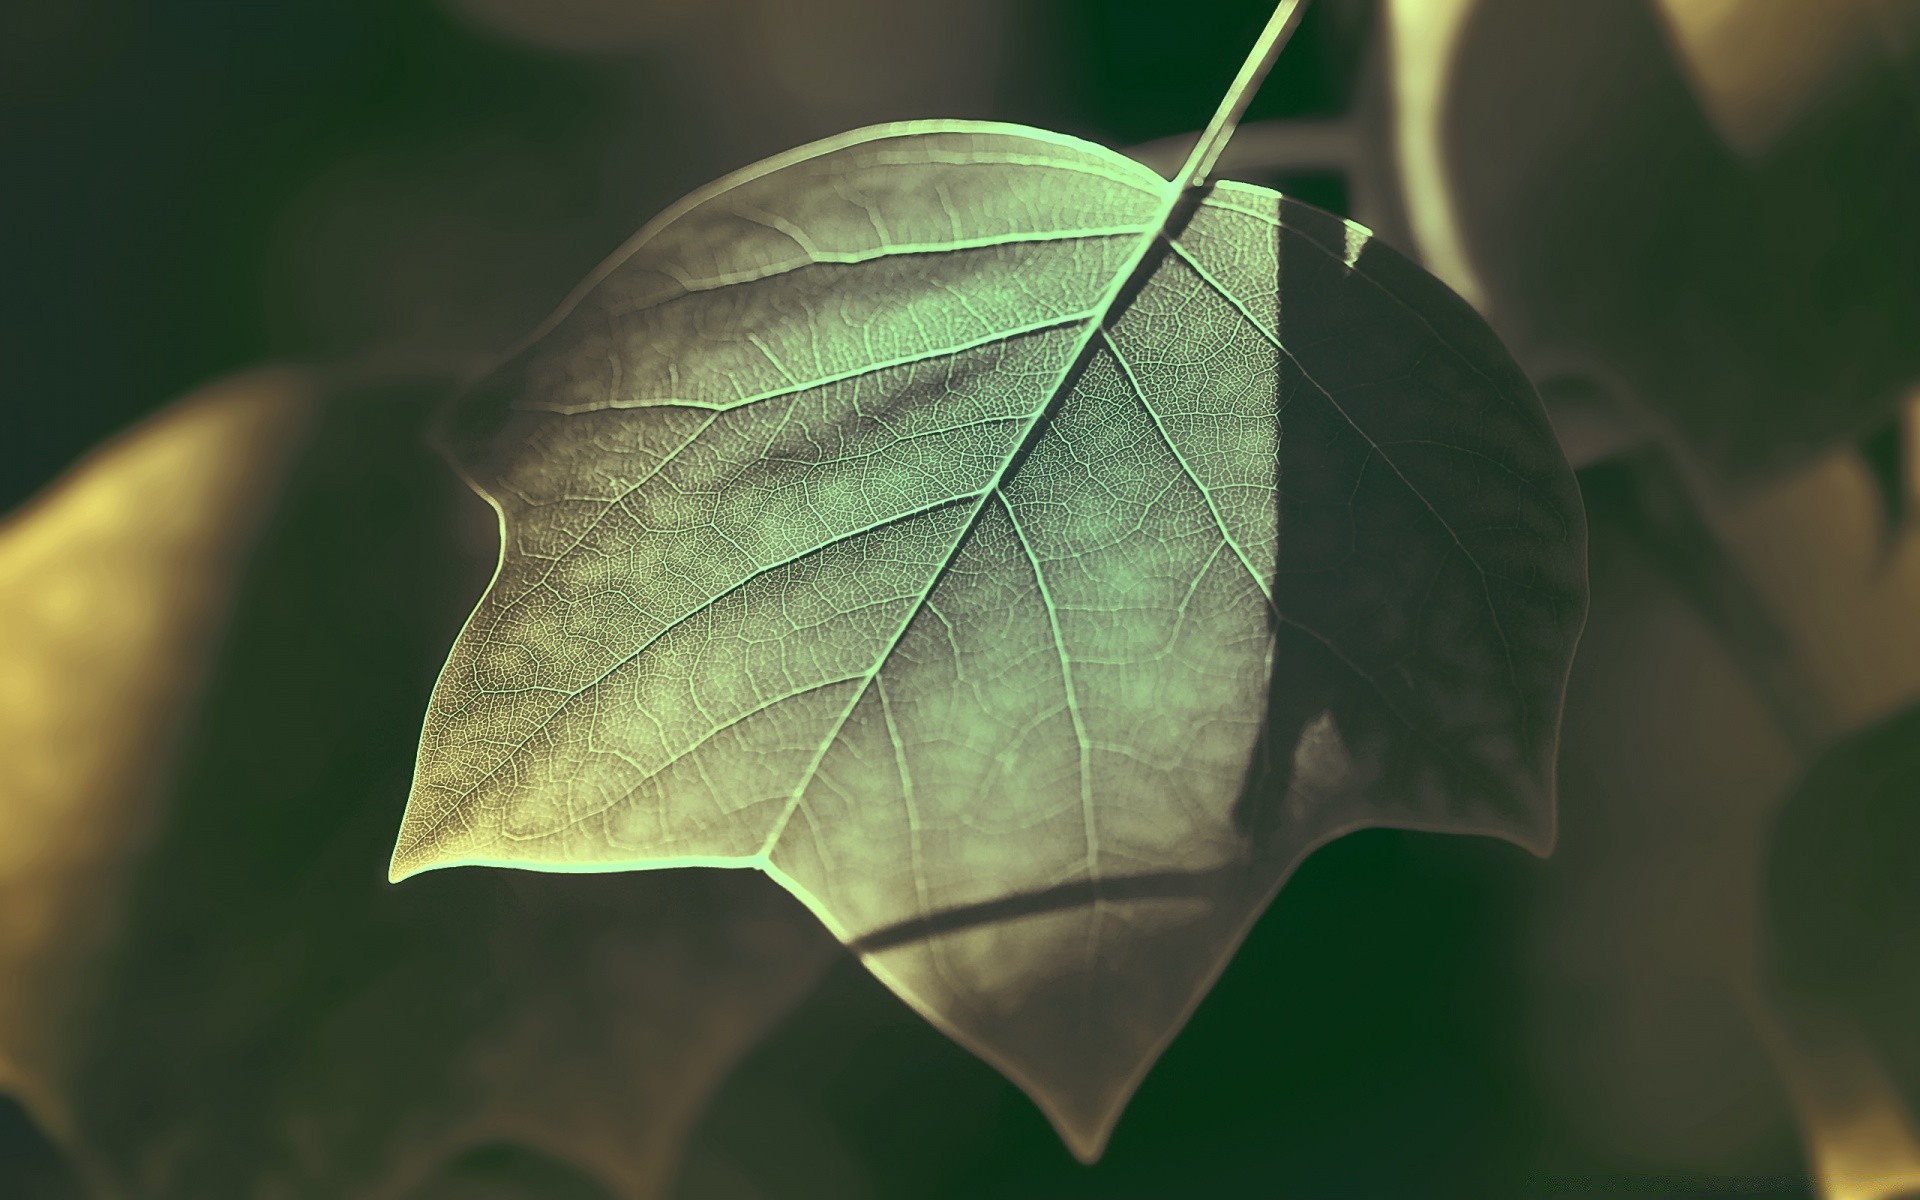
[1173,0,1315,191]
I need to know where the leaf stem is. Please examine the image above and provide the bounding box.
[1174,0,1315,191]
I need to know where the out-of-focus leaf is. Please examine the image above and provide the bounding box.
[0,371,315,1143]
[1525,477,1807,1178]
[1523,409,1920,1180]
[1572,449,1831,746]
[1381,0,1485,309]
[1388,0,1920,479]
[1764,1015,1920,1200]
[0,375,836,1198]
[1764,701,1920,1200]
[1707,393,1920,727]
[391,119,1586,1159]
[1652,0,1920,160]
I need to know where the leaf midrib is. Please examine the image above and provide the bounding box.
[754,183,1196,861]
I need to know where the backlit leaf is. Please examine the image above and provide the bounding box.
[392,118,1587,1158]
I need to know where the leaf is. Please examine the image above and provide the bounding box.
[1704,391,1920,729]
[1519,408,1920,1178]
[1764,1015,1920,1200]
[1521,471,1807,1176]
[0,371,315,1137]
[1764,701,1920,1199]
[0,376,836,1198]
[1389,0,1920,480]
[392,77,1586,1161]
[1652,0,1920,162]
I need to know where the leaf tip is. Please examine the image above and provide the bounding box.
[387,785,475,883]
[385,853,422,886]
[1023,1070,1137,1164]
[984,1032,1143,1166]
[1055,1112,1118,1166]
[1509,799,1558,861]
[385,833,442,884]
[852,940,1152,1168]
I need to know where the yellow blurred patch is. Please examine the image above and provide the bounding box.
[1653,0,1918,158]
[0,372,314,1137]
[1711,392,1920,728]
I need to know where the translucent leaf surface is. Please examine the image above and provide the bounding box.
[393,120,1588,1158]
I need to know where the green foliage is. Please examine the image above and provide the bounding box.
[393,119,1586,1156]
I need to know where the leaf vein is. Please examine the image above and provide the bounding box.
[1165,237,1525,721]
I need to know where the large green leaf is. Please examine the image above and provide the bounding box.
[392,118,1587,1157]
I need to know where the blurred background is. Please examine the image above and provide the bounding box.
[1,0,1916,1196]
